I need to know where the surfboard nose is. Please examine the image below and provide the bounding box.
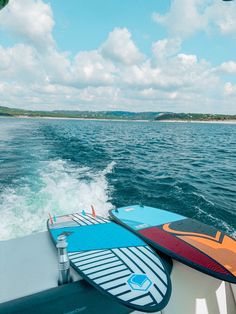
[48,212,172,312]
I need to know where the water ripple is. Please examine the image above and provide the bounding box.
[0,118,235,240]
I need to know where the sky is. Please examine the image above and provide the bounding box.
[0,0,236,114]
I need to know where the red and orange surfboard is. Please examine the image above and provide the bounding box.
[110,205,236,283]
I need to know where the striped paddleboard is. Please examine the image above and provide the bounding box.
[110,205,236,284]
[48,212,172,312]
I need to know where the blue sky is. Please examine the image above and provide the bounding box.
[47,0,169,55]
[0,0,236,113]
[47,0,235,65]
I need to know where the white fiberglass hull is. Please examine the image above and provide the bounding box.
[0,232,235,314]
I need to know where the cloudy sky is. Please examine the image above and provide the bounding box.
[0,0,236,113]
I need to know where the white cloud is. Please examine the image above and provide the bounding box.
[224,82,236,96]
[0,44,46,82]
[71,50,117,87]
[0,44,73,86]
[152,38,182,60]
[122,52,217,93]
[0,0,235,114]
[206,1,236,36]
[0,0,54,50]
[219,61,236,75]
[100,28,144,65]
[152,0,207,39]
[152,0,236,39]
[177,53,197,65]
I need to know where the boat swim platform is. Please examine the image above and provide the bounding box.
[0,231,235,314]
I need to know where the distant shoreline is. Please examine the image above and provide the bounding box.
[13,115,150,122]
[1,115,236,124]
[1,106,236,122]
[156,119,236,124]
[0,115,150,122]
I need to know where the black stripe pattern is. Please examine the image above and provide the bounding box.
[51,212,171,311]
[70,213,110,226]
[68,245,168,308]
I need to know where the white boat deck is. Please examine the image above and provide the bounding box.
[0,231,80,303]
[0,231,235,313]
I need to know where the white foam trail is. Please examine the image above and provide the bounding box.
[192,192,215,206]
[194,206,236,239]
[0,159,115,240]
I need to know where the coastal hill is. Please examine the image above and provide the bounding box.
[155,112,236,122]
[0,106,159,120]
[0,106,235,121]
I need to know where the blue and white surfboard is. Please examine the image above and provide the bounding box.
[48,212,172,312]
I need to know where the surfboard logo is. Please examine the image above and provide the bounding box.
[127,274,152,291]
[125,207,135,212]
[135,223,150,230]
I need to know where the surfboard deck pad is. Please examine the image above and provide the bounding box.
[110,205,236,284]
[47,212,172,312]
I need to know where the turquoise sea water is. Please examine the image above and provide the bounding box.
[0,118,235,240]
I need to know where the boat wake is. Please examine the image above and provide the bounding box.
[0,159,115,240]
[194,206,236,239]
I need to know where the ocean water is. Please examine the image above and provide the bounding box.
[0,117,235,240]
